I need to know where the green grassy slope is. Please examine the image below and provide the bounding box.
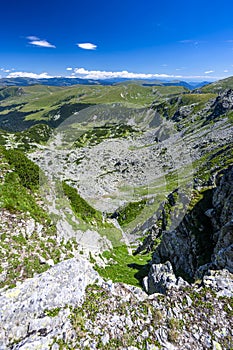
[0,84,188,131]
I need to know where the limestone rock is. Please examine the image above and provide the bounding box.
[0,257,102,349]
[143,261,189,295]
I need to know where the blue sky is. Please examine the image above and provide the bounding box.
[1,0,233,81]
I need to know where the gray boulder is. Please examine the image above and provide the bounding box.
[143,261,189,295]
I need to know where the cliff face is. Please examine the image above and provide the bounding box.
[210,166,233,273]
[144,166,233,296]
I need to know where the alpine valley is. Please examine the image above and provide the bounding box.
[0,76,232,350]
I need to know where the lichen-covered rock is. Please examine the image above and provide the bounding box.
[0,257,102,349]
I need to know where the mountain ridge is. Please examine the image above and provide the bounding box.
[0,76,210,90]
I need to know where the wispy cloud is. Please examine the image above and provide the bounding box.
[30,40,56,48]
[66,67,73,71]
[27,36,40,41]
[179,40,194,44]
[7,71,55,79]
[77,43,97,50]
[179,39,204,46]
[175,67,186,71]
[27,36,56,48]
[205,70,214,74]
[224,69,229,73]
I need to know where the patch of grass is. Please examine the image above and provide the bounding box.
[0,211,78,289]
[180,93,216,111]
[44,307,61,317]
[167,317,183,343]
[227,110,233,124]
[95,245,151,287]
[0,172,48,222]
[111,199,148,227]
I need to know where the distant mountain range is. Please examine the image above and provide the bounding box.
[0,77,108,87]
[0,76,210,90]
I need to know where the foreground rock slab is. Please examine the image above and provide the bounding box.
[0,257,101,349]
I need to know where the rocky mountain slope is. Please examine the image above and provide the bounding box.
[0,78,232,349]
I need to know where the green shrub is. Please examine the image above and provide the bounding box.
[62,181,103,225]
[15,124,53,146]
[3,148,40,190]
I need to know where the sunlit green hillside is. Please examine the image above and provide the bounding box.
[0,83,188,131]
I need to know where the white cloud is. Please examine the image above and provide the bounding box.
[71,67,226,81]
[30,40,56,48]
[66,67,73,71]
[205,70,214,74]
[4,68,226,82]
[224,69,229,73]
[7,71,55,79]
[74,67,182,80]
[27,36,56,48]
[77,43,97,50]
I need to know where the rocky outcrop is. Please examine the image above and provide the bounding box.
[209,89,233,120]
[0,256,232,350]
[0,257,101,349]
[0,274,232,350]
[143,261,189,295]
[203,269,233,297]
